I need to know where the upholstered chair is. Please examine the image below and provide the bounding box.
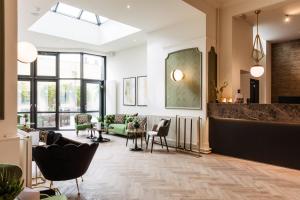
[146,119,171,153]
[74,114,92,136]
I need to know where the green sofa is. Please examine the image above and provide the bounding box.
[104,114,146,136]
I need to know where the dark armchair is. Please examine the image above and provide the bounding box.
[32,135,99,194]
[146,119,171,153]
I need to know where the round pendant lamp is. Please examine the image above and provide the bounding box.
[18,41,38,63]
[250,10,265,78]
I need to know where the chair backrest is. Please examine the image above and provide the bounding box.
[75,114,92,124]
[33,137,98,181]
[157,119,171,137]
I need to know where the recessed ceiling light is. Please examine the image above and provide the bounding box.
[127,4,131,9]
[284,15,291,23]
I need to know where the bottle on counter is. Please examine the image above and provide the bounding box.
[234,89,244,103]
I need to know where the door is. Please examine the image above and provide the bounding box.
[17,79,33,126]
[83,81,104,122]
[250,79,259,103]
[35,80,58,129]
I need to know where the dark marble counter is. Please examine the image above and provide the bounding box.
[208,103,300,124]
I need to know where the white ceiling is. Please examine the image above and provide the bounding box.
[18,0,204,54]
[240,0,300,43]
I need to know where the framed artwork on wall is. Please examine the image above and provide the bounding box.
[165,48,202,110]
[137,76,147,106]
[123,77,136,106]
[0,0,4,120]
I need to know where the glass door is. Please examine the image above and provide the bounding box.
[83,81,103,122]
[17,79,32,126]
[35,80,57,129]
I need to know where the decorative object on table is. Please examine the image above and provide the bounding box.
[123,77,136,106]
[32,135,99,195]
[133,117,140,129]
[165,48,202,109]
[146,119,171,153]
[234,89,244,103]
[0,164,24,200]
[74,113,92,136]
[215,81,229,103]
[250,10,265,78]
[0,0,4,120]
[96,116,103,130]
[137,76,147,106]
[208,47,218,103]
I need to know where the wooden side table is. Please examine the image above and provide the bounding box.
[127,129,145,151]
[92,128,110,143]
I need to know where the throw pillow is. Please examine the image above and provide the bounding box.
[115,114,126,124]
[156,120,165,131]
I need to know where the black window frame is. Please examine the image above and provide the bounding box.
[17,51,106,131]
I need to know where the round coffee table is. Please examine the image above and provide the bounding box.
[92,128,110,143]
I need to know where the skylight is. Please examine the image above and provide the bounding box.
[51,2,109,26]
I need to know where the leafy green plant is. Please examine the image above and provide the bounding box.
[0,168,24,200]
[97,116,103,123]
[104,115,114,125]
[133,117,140,129]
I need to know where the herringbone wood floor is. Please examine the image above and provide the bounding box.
[51,131,300,200]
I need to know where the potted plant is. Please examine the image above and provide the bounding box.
[96,116,103,130]
[133,118,140,130]
[0,166,24,200]
[215,81,229,103]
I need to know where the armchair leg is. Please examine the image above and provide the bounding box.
[126,135,129,147]
[151,136,154,153]
[146,135,150,150]
[76,130,78,136]
[81,176,83,182]
[164,136,169,152]
[76,178,80,195]
[160,136,163,149]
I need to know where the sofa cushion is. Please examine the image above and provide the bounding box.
[115,114,126,124]
[109,124,127,135]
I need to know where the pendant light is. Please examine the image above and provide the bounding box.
[18,41,38,63]
[250,10,265,78]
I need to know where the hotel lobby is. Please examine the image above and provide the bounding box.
[0,0,300,199]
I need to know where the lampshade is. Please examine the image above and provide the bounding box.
[18,42,38,63]
[170,69,184,81]
[250,65,264,77]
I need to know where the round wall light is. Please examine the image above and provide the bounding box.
[170,69,184,81]
[250,65,264,77]
[18,41,38,63]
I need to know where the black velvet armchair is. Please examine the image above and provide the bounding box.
[32,134,98,194]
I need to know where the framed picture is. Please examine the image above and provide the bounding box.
[137,76,147,106]
[123,77,136,106]
[0,0,4,120]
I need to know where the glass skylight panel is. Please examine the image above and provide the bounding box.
[99,16,109,24]
[56,2,82,18]
[80,11,98,24]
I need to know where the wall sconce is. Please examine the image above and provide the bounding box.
[170,69,184,82]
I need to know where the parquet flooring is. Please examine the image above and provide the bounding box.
[51,131,300,200]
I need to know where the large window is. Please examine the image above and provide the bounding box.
[17,52,106,130]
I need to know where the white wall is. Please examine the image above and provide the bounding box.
[147,17,206,117]
[107,44,147,114]
[0,0,20,165]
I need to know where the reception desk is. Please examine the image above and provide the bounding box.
[208,103,300,170]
